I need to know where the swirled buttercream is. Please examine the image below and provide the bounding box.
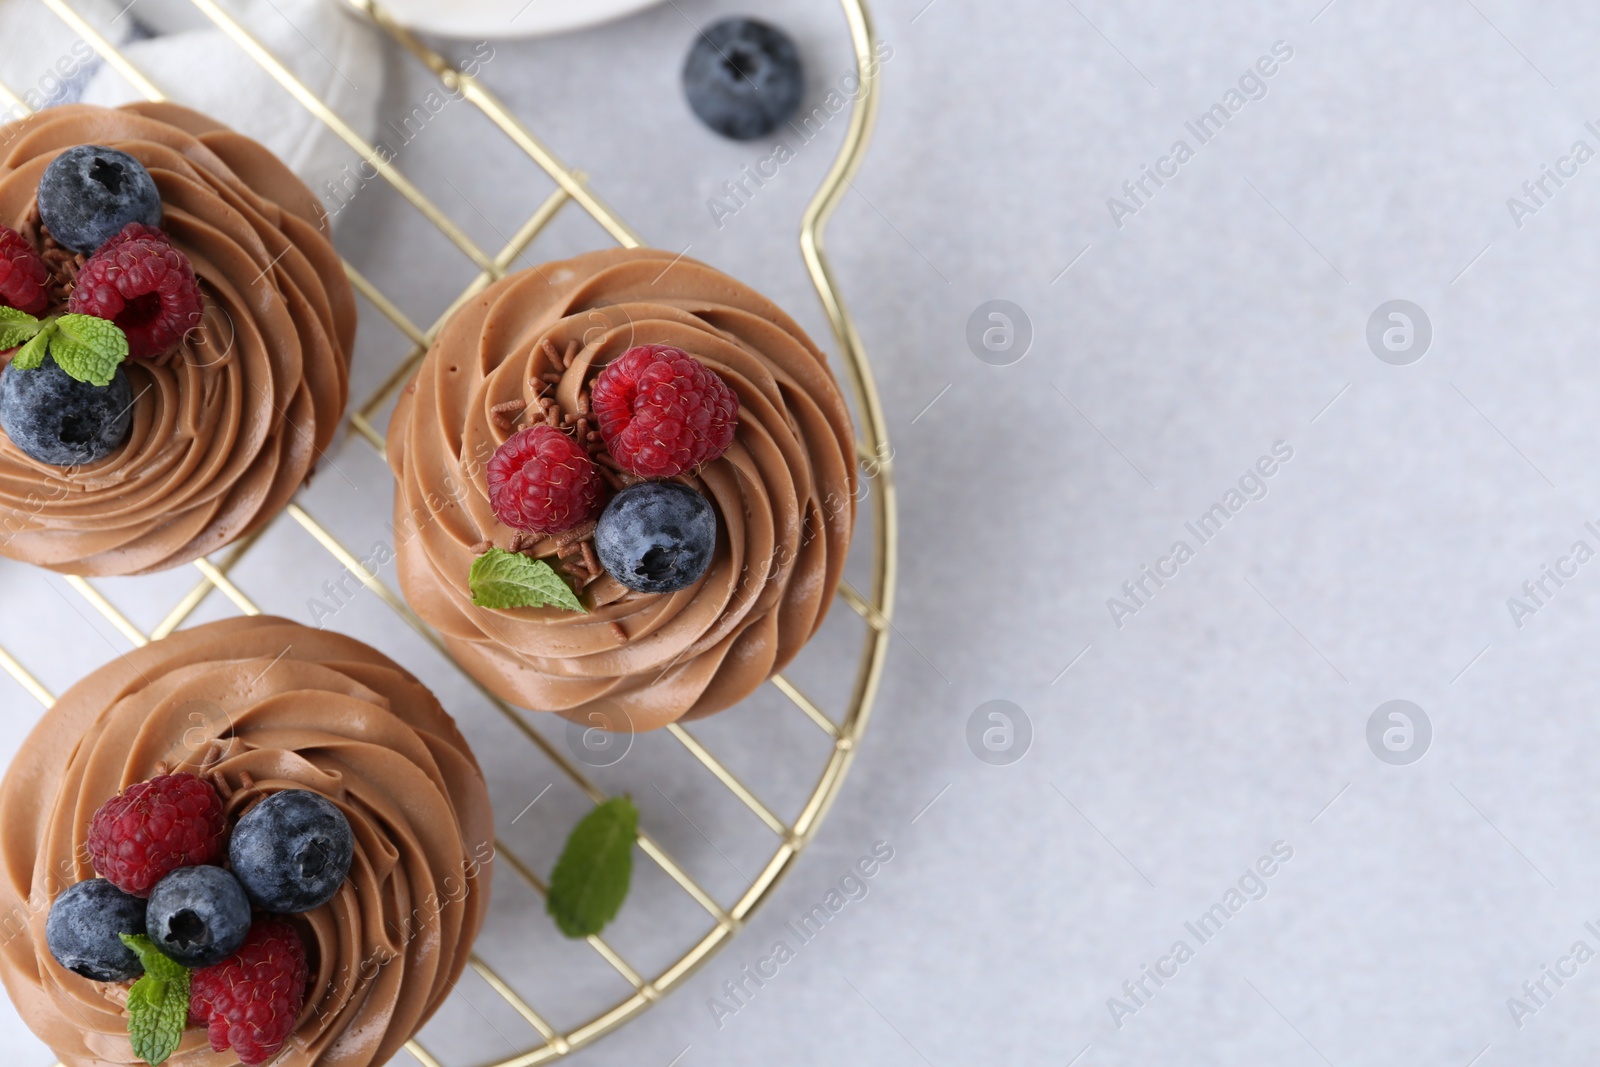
[0,103,355,575]
[388,249,856,729]
[0,616,493,1067]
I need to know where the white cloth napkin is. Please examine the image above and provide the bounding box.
[0,0,384,225]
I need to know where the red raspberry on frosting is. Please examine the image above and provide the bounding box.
[189,919,309,1067]
[95,222,165,250]
[0,225,49,316]
[85,772,226,898]
[487,424,606,534]
[68,221,203,359]
[591,344,739,478]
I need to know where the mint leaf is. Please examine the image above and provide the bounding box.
[119,934,190,1066]
[10,319,54,371]
[547,796,638,938]
[50,314,128,387]
[469,547,586,612]
[0,305,43,350]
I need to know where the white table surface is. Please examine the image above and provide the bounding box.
[7,1,1600,1065]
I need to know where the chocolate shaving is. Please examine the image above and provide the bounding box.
[609,621,628,643]
[211,773,234,800]
[470,540,492,555]
[477,346,621,587]
[237,770,255,793]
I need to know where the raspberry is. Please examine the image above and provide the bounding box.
[68,221,203,359]
[189,919,308,1067]
[0,226,49,316]
[591,344,738,478]
[487,424,606,534]
[86,772,226,898]
[96,221,167,253]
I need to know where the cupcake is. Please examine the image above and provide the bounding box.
[0,103,355,575]
[388,248,856,730]
[0,616,493,1067]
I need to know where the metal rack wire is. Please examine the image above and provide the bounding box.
[0,0,894,1063]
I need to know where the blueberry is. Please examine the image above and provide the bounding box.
[683,18,805,141]
[145,865,251,968]
[45,878,146,982]
[229,790,354,914]
[0,353,132,466]
[595,482,718,594]
[38,145,161,254]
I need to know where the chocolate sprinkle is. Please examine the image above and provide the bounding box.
[553,520,597,548]
[538,337,562,370]
[23,209,86,312]
[490,398,526,431]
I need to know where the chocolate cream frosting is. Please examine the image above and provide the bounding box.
[0,103,355,575]
[0,616,493,1067]
[388,249,856,729]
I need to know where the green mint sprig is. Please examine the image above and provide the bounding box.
[118,934,191,1066]
[468,547,586,613]
[546,796,638,939]
[0,305,42,350]
[3,307,129,386]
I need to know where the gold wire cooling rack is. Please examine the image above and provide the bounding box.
[0,0,896,1062]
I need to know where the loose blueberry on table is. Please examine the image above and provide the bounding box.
[682,17,805,141]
